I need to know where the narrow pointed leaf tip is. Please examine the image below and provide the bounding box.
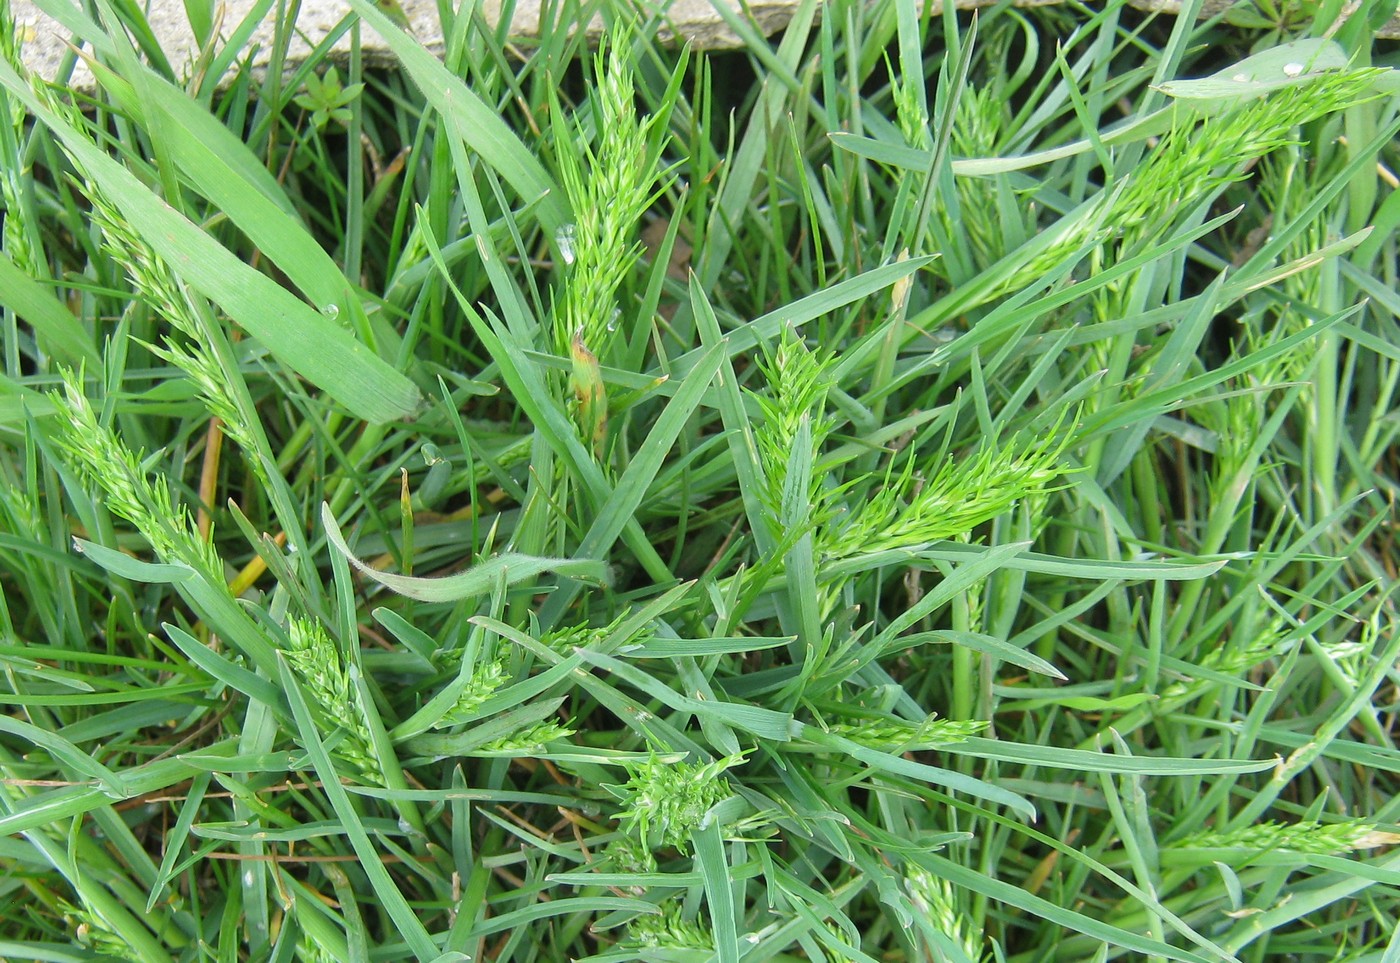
[321,503,608,602]
[1153,39,1349,101]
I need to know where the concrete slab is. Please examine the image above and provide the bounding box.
[13,0,1400,93]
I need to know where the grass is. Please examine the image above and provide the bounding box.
[1,0,1399,960]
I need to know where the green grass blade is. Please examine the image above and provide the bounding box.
[345,0,568,234]
[694,819,740,963]
[277,655,440,961]
[323,502,607,602]
[0,252,99,366]
[0,59,422,423]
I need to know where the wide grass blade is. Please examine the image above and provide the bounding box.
[345,0,569,234]
[323,502,607,602]
[0,60,422,423]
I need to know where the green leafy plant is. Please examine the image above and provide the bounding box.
[0,1,1397,961]
[293,66,365,130]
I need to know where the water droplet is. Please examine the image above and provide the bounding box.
[324,303,340,319]
[1283,62,1304,78]
[1233,73,1250,83]
[606,308,620,333]
[555,225,576,265]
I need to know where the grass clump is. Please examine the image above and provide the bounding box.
[1,0,1399,961]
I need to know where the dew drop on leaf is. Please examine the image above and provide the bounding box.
[556,224,577,265]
